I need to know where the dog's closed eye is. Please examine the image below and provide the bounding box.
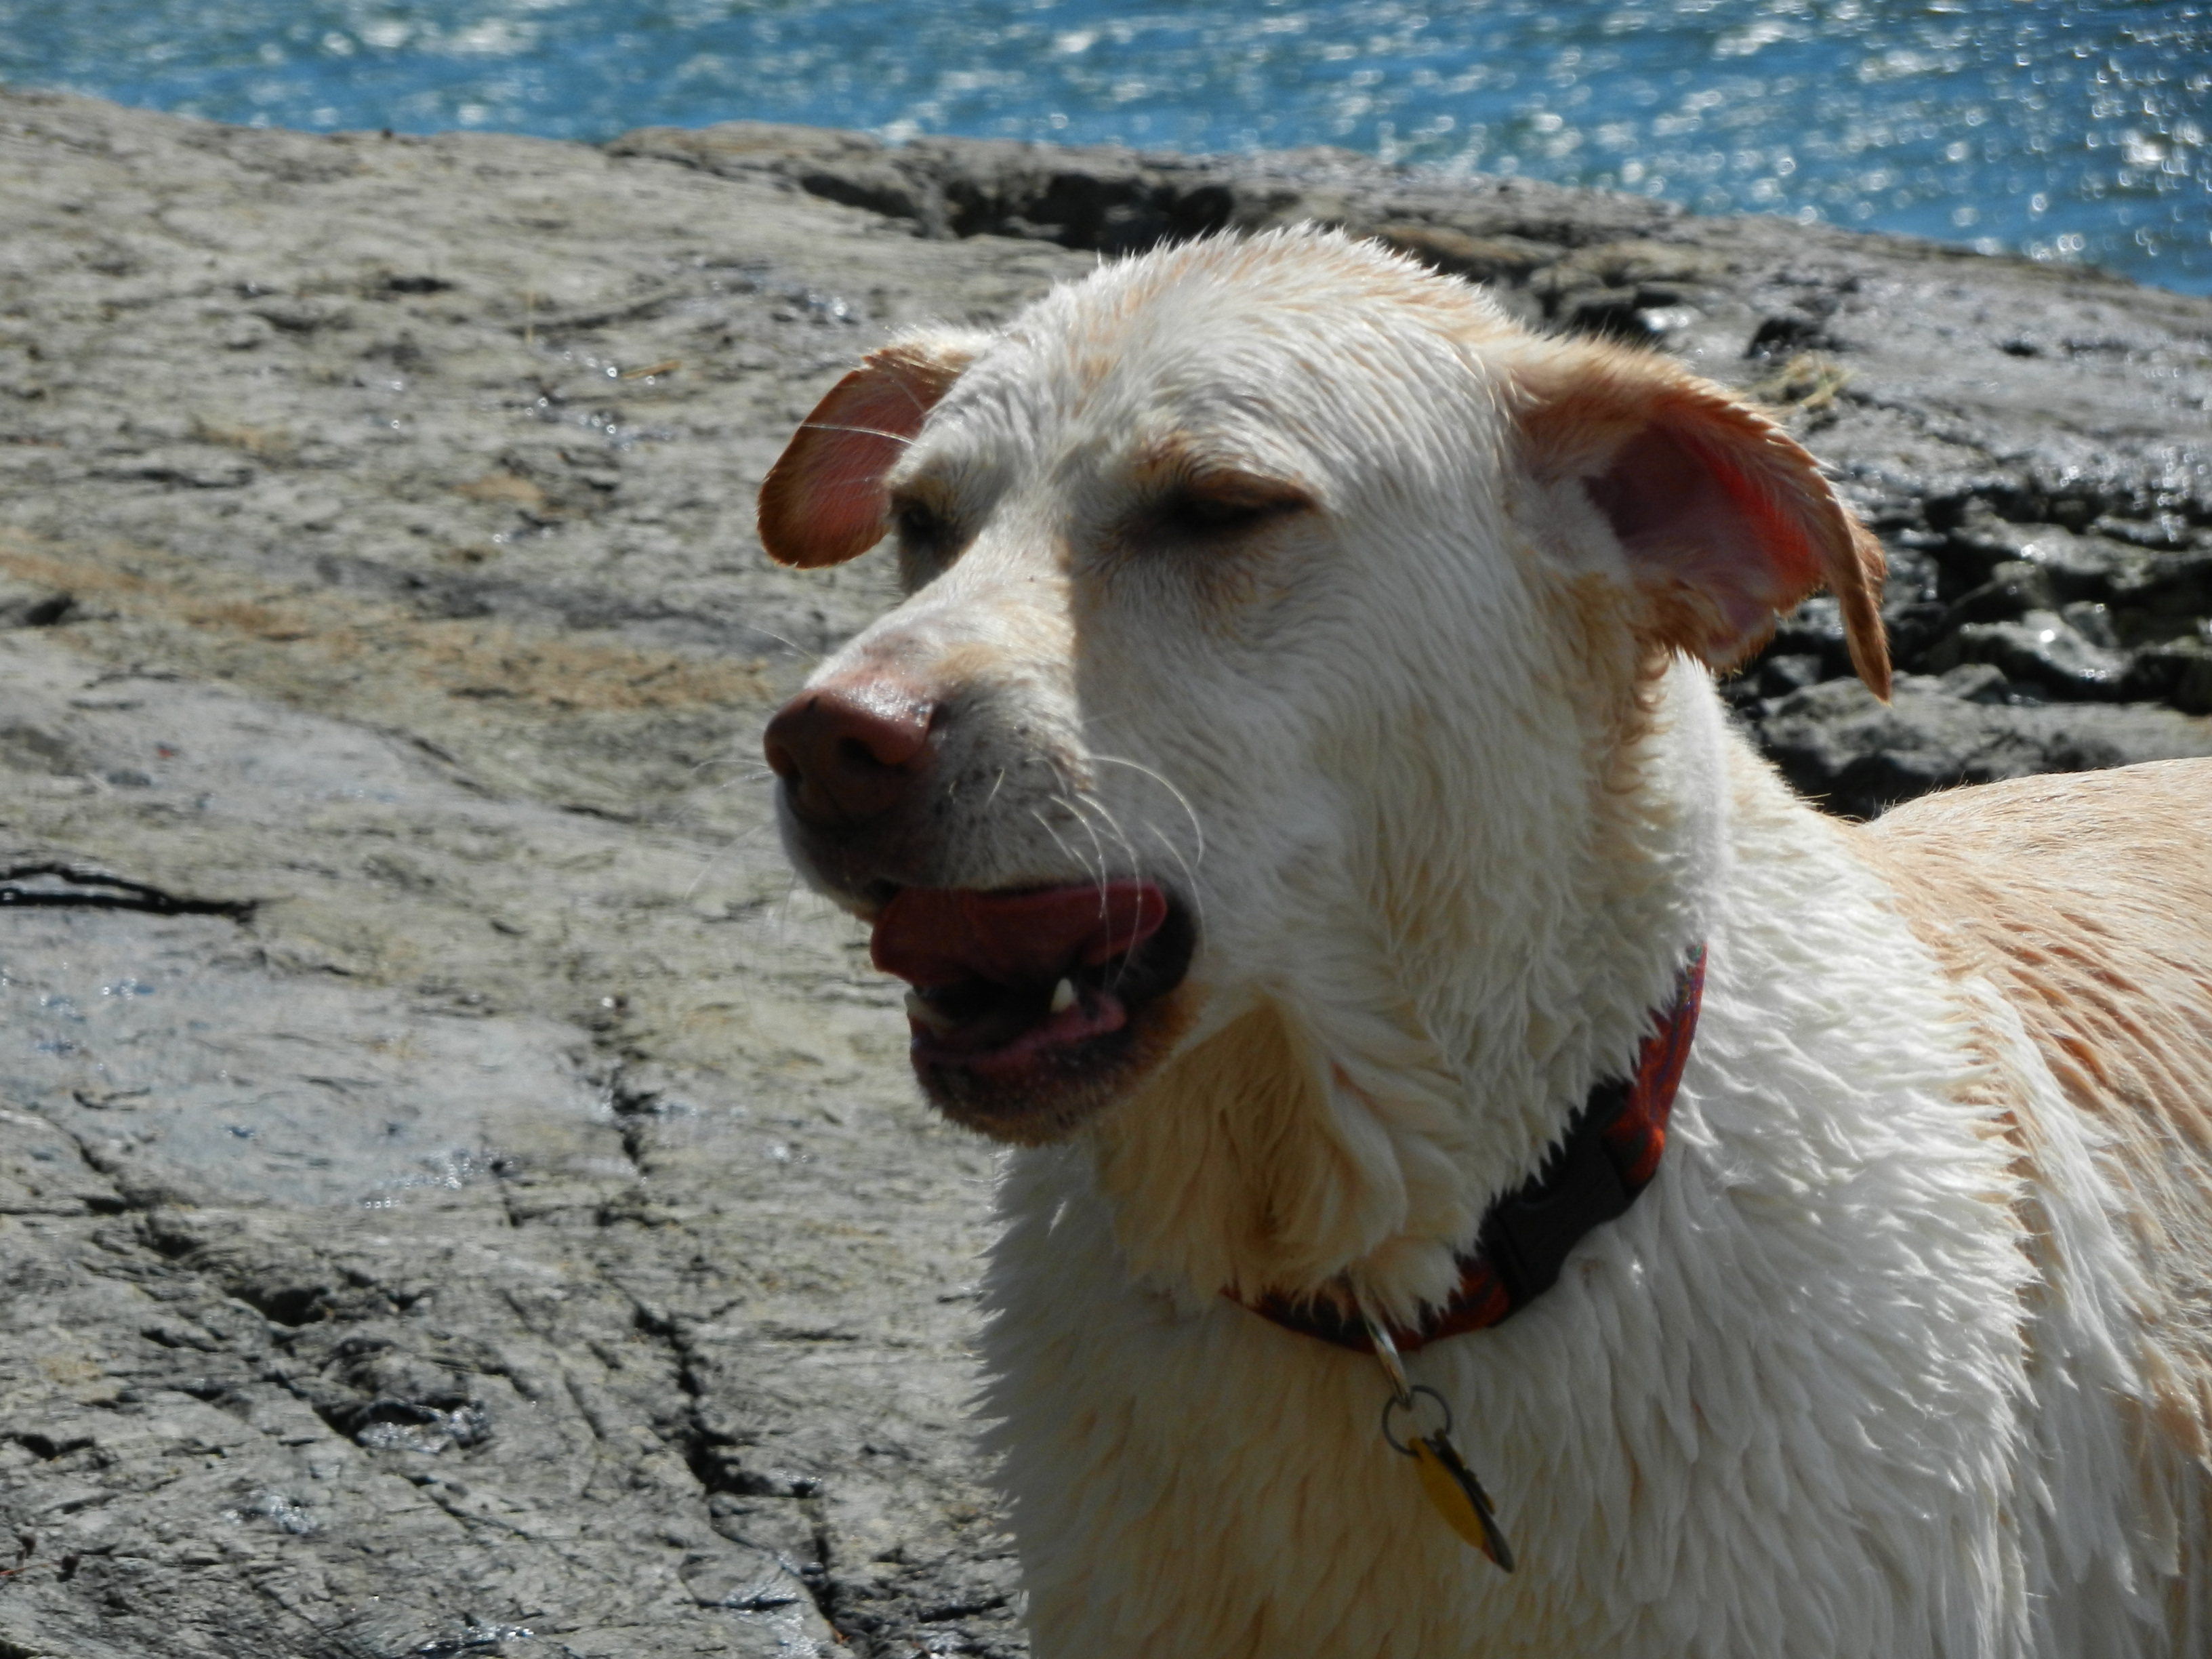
[893,494,949,546]
[890,489,962,584]
[1145,474,1315,544]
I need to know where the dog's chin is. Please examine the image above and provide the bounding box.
[869,884,1199,1146]
[914,983,1197,1144]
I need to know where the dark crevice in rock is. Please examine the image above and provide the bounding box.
[33,1113,139,1216]
[314,1395,491,1452]
[245,1282,333,1326]
[916,1591,1013,1623]
[400,1626,539,1658]
[11,1432,96,1461]
[256,1324,506,1463]
[0,588,74,628]
[632,1302,771,1490]
[1746,312,1838,357]
[622,1295,849,1637]
[623,1300,853,1637]
[556,800,644,823]
[607,121,1668,262]
[0,861,257,920]
[599,1063,665,1173]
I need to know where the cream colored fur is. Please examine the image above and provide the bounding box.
[760,230,2212,1656]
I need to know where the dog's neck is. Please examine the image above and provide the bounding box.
[1235,942,1706,1353]
[1084,658,1729,1324]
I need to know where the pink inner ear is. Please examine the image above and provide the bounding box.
[1582,422,1822,666]
[757,348,964,569]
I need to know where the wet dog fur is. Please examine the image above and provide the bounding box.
[758,229,2212,1658]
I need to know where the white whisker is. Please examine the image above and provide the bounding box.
[1059,790,1155,992]
[1050,794,1115,912]
[689,756,777,782]
[796,419,917,447]
[678,818,779,901]
[1089,752,1206,872]
[1074,792,1145,886]
[1028,807,1101,894]
[747,626,825,665]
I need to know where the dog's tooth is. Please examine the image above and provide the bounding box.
[904,989,956,1033]
[1049,978,1078,1015]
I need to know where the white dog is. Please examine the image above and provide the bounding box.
[757,229,2212,1658]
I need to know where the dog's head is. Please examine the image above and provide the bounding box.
[758,232,1885,1273]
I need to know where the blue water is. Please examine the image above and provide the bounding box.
[3,0,2207,293]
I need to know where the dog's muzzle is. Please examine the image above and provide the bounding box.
[764,676,1199,1141]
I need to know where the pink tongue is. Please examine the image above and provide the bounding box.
[872,883,1168,989]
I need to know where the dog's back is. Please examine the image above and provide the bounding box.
[1864,757,2212,1625]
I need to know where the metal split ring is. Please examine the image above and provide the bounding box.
[1380,1383,1454,1457]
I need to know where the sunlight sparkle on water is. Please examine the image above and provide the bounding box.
[1,0,2205,291]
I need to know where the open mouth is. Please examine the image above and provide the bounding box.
[869,881,1197,1141]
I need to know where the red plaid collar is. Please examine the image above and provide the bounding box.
[1235,945,1707,1355]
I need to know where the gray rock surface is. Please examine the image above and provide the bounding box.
[0,87,2207,1657]
[0,86,1065,1659]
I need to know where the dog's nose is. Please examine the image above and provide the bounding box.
[764,680,935,830]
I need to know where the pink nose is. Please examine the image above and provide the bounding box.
[764,680,935,830]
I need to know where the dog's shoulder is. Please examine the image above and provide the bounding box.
[1854,756,2212,1135]
[1857,756,2212,1002]
[1856,758,2212,1466]
[1866,753,2212,865]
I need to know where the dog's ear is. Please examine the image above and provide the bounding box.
[1512,340,1891,699]
[756,335,982,569]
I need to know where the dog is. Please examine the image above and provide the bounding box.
[756,228,2212,1657]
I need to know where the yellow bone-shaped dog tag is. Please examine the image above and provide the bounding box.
[1411,1429,1515,1571]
